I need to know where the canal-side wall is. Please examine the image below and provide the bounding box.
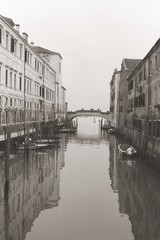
[0,120,61,150]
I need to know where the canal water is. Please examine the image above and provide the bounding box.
[0,117,160,240]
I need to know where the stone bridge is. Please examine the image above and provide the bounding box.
[67,109,110,121]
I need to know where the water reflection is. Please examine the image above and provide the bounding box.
[109,135,160,240]
[1,118,160,240]
[0,135,67,240]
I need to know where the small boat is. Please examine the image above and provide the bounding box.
[34,139,60,144]
[101,125,110,130]
[16,142,59,150]
[118,143,137,156]
[108,128,116,134]
[58,127,77,133]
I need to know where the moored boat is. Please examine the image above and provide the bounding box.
[34,139,60,144]
[108,128,116,134]
[101,125,110,130]
[57,127,77,133]
[118,143,137,156]
[16,142,59,150]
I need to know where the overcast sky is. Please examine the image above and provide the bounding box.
[1,0,160,111]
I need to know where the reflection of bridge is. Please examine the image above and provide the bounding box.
[67,109,110,121]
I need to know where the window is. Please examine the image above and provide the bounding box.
[29,82,31,94]
[40,86,41,96]
[5,97,8,107]
[19,76,22,90]
[155,55,158,71]
[143,67,146,80]
[46,68,49,78]
[14,73,16,89]
[150,60,152,75]
[25,49,27,62]
[42,87,45,98]
[27,52,30,64]
[5,69,8,86]
[37,61,39,72]
[10,98,12,107]
[20,44,22,59]
[6,33,9,50]
[11,37,14,53]
[14,40,17,55]
[10,72,12,88]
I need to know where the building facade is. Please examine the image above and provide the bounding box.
[0,15,67,139]
[127,38,160,166]
[110,69,120,129]
[33,46,67,122]
[117,59,141,136]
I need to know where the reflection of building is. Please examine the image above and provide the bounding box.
[108,135,119,193]
[0,158,5,240]
[109,136,160,240]
[0,145,65,240]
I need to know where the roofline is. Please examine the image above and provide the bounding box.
[128,38,160,80]
[34,46,63,59]
[0,15,56,74]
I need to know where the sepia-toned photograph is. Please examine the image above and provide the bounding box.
[0,0,160,239]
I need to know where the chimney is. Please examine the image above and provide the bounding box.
[30,42,34,47]
[22,32,28,42]
[15,24,20,33]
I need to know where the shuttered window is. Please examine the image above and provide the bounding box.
[25,49,27,62]
[11,37,14,52]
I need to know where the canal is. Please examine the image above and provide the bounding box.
[0,117,160,240]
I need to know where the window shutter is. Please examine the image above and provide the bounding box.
[11,37,14,52]
[25,49,27,62]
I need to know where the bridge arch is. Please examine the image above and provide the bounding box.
[67,110,110,122]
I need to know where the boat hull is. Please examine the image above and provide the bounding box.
[118,143,137,156]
